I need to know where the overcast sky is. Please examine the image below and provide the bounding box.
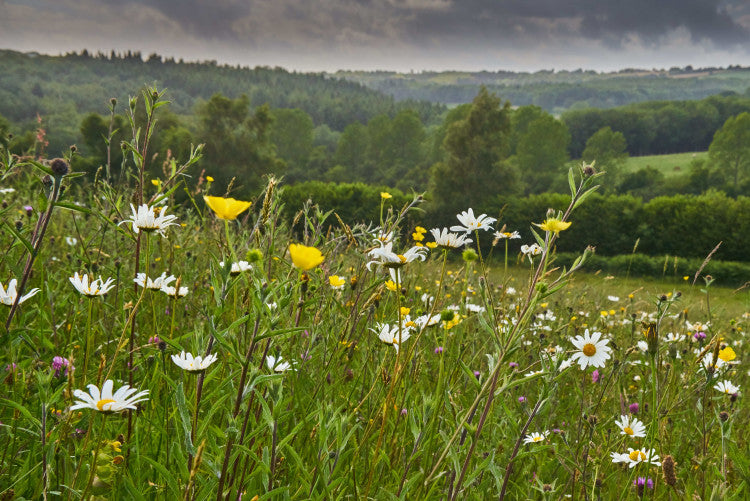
[2,0,750,73]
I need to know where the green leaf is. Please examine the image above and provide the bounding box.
[173,382,196,456]
[3,221,34,255]
[55,202,91,214]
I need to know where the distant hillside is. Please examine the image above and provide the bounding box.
[0,49,444,131]
[336,67,750,112]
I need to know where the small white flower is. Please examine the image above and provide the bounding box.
[120,203,179,237]
[161,284,189,298]
[466,303,486,313]
[636,340,649,352]
[0,187,15,194]
[568,329,612,369]
[611,448,660,468]
[65,236,78,246]
[371,323,410,353]
[70,379,149,413]
[421,293,434,306]
[505,286,517,295]
[520,243,543,263]
[714,380,739,395]
[266,301,278,310]
[614,415,646,438]
[494,230,520,240]
[171,351,218,373]
[266,355,292,372]
[69,272,115,297]
[220,260,252,276]
[414,313,441,329]
[607,295,619,302]
[0,279,40,306]
[523,431,549,444]
[450,208,496,234]
[429,227,472,249]
[134,272,176,290]
[663,332,683,343]
[366,242,427,270]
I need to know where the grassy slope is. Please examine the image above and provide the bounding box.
[623,151,708,178]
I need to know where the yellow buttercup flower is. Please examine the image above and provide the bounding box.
[380,192,392,199]
[288,243,324,271]
[206,176,214,182]
[718,346,736,362]
[385,280,398,292]
[203,196,252,220]
[329,275,346,289]
[535,218,572,235]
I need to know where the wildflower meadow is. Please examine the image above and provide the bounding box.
[0,89,748,500]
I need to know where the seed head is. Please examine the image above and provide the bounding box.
[50,158,69,177]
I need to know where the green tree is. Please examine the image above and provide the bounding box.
[270,108,315,181]
[582,126,628,189]
[429,87,517,214]
[708,112,750,192]
[197,93,283,195]
[332,122,368,181]
[514,112,570,194]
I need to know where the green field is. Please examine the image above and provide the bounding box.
[624,151,708,177]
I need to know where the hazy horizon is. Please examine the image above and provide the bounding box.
[2,0,750,74]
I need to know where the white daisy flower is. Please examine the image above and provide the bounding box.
[568,329,612,369]
[69,272,116,297]
[523,431,549,444]
[0,278,40,306]
[714,380,739,395]
[65,236,78,246]
[429,227,472,249]
[494,230,520,240]
[614,415,646,438]
[466,303,486,313]
[663,332,683,343]
[70,379,149,413]
[421,292,434,306]
[120,203,179,237]
[160,284,189,298]
[607,295,620,302]
[414,313,441,329]
[266,355,293,372]
[220,260,252,276]
[134,272,176,290]
[611,448,660,468]
[371,323,410,353]
[636,340,649,352]
[171,351,218,373]
[366,242,427,270]
[450,208,497,234]
[520,243,543,263]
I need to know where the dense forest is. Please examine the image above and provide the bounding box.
[339,66,750,112]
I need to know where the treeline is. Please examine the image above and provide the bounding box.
[0,49,444,155]
[339,66,750,112]
[283,184,750,264]
[562,93,750,157]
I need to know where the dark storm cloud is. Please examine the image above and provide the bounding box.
[112,0,749,50]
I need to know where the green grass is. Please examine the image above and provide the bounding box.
[624,151,708,178]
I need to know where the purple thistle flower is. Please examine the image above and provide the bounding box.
[434,346,443,354]
[473,370,481,380]
[51,356,71,377]
[509,362,519,369]
[592,369,601,383]
[400,408,408,416]
[518,396,527,404]
[24,205,33,217]
[629,402,640,414]
[694,331,707,341]
[149,335,161,345]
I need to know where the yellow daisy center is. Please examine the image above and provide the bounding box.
[582,343,597,357]
[629,450,646,462]
[533,436,543,442]
[397,254,407,263]
[96,399,116,411]
[623,426,634,435]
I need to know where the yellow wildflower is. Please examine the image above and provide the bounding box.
[206,176,214,182]
[385,280,398,292]
[718,346,736,362]
[203,195,252,220]
[380,192,392,199]
[288,243,324,271]
[534,218,571,235]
